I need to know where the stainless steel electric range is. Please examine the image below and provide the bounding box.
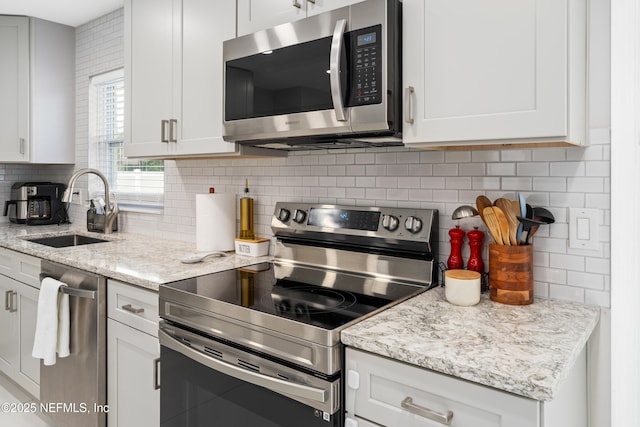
[158,202,439,427]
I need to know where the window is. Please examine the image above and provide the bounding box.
[88,69,164,212]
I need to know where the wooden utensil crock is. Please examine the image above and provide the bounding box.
[488,244,533,305]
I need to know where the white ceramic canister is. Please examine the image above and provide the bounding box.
[445,269,481,306]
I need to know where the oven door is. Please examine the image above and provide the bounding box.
[159,323,341,427]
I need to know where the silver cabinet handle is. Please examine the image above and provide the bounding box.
[405,86,415,124]
[5,290,12,311]
[330,18,348,122]
[153,357,161,390]
[122,304,144,314]
[5,291,17,313]
[401,397,453,425]
[161,120,169,143]
[292,0,302,8]
[19,138,25,155]
[307,0,315,3]
[169,119,178,142]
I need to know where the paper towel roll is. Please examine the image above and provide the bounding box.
[196,193,236,252]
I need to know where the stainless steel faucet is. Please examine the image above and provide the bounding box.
[62,168,119,234]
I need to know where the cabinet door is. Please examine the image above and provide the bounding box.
[176,0,237,155]
[17,282,39,399]
[403,0,570,147]
[237,0,306,36]
[0,276,18,376]
[125,0,177,157]
[107,319,160,427]
[0,16,29,162]
[0,277,39,398]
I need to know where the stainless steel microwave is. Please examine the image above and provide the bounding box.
[223,0,402,151]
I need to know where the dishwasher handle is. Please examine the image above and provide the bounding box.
[60,286,96,300]
[39,274,97,300]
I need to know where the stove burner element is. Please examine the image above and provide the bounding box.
[273,285,357,317]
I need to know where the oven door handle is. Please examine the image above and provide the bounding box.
[159,329,328,404]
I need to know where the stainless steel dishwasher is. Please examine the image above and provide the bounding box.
[39,260,107,427]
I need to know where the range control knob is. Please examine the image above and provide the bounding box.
[381,214,399,231]
[277,208,291,222]
[404,216,423,233]
[293,209,307,224]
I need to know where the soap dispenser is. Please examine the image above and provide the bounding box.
[87,199,97,232]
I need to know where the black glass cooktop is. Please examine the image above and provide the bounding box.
[162,262,423,331]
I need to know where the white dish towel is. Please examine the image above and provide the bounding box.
[32,277,70,366]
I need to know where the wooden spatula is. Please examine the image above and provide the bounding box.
[483,207,504,245]
[495,198,519,246]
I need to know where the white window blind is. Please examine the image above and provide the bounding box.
[88,69,164,212]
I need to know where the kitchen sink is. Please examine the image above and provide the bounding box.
[26,234,109,248]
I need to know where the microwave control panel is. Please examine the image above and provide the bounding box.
[348,25,382,106]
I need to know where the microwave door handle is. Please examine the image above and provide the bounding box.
[330,18,347,122]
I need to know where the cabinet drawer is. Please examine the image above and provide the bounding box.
[0,247,41,288]
[107,280,159,337]
[345,348,539,427]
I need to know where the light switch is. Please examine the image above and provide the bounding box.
[569,208,599,250]
[576,217,590,240]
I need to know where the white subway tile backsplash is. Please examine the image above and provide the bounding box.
[487,163,516,176]
[472,177,501,190]
[549,285,585,303]
[517,163,550,176]
[549,254,585,271]
[433,163,459,176]
[416,151,444,164]
[550,162,586,176]
[532,148,567,162]
[586,161,611,176]
[459,163,485,176]
[567,177,605,193]
[501,149,532,162]
[502,177,533,191]
[445,151,471,163]
[533,177,567,192]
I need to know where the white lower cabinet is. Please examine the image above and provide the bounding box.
[345,347,587,427]
[107,280,160,427]
[0,248,41,398]
[0,276,40,398]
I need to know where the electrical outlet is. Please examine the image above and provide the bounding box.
[70,189,84,205]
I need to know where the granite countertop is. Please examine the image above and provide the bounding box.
[0,223,270,290]
[341,286,600,402]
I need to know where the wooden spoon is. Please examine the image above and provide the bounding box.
[483,207,504,245]
[494,198,519,246]
[476,195,492,223]
[492,206,512,246]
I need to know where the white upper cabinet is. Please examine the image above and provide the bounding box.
[402,0,588,149]
[237,0,364,36]
[125,0,239,158]
[0,16,74,163]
